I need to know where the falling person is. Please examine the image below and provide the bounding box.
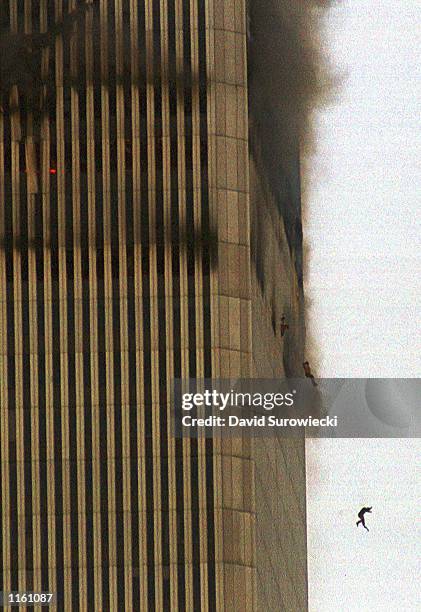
[356,506,372,531]
[280,315,289,337]
[303,361,317,386]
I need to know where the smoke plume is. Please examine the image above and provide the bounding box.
[248,1,335,372]
[248,0,333,173]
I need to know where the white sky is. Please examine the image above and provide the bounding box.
[305,1,421,610]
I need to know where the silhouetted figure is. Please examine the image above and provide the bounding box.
[303,361,317,387]
[356,506,372,531]
[280,315,289,337]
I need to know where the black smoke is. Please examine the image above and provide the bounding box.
[0,3,94,126]
[0,1,197,125]
[0,2,95,190]
[0,1,195,187]
[0,1,212,258]
[248,0,333,177]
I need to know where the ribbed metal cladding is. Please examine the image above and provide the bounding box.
[0,1,215,610]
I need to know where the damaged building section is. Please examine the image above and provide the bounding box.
[248,0,332,284]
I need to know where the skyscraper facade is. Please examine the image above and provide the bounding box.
[0,1,307,610]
